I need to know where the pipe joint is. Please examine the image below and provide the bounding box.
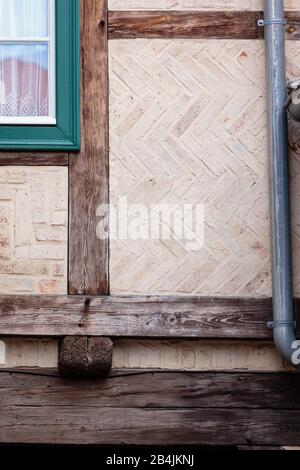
[258,18,286,27]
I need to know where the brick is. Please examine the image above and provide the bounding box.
[0,167,68,295]
[14,246,30,259]
[35,226,67,242]
[38,279,66,294]
[3,339,58,368]
[0,261,49,276]
[0,204,11,260]
[113,340,291,372]
[0,276,34,294]
[30,245,66,261]
[0,187,14,201]
[49,211,67,226]
[0,169,26,185]
[109,39,300,297]
[15,189,32,246]
[51,263,65,277]
[31,173,47,224]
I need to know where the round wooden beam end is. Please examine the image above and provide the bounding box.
[58,336,113,377]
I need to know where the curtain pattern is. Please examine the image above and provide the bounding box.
[0,0,49,118]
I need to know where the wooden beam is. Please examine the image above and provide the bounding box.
[0,295,299,339]
[108,11,300,40]
[69,0,109,295]
[58,336,113,376]
[1,371,300,445]
[0,153,69,166]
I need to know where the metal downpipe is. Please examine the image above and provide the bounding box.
[263,0,299,367]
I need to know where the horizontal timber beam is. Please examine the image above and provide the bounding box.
[0,371,300,445]
[0,295,300,339]
[0,153,69,166]
[108,11,300,40]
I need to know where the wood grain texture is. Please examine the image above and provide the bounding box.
[1,371,300,445]
[0,295,299,339]
[0,153,69,166]
[69,0,109,295]
[108,10,264,39]
[108,11,300,40]
[58,336,113,376]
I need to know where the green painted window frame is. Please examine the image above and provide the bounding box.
[0,0,80,151]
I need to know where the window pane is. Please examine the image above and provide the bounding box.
[0,0,49,38]
[0,44,48,117]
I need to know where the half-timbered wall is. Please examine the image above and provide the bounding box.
[1,0,300,372]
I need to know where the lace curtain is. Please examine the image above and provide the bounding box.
[0,0,49,118]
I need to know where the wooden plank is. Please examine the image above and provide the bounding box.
[2,370,300,409]
[108,11,300,40]
[0,153,69,166]
[0,294,299,339]
[69,0,109,295]
[108,10,263,39]
[286,12,300,40]
[1,371,300,445]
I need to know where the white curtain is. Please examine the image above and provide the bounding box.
[0,0,49,118]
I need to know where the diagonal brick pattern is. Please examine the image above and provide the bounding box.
[109,0,300,11]
[109,39,300,296]
[0,167,68,294]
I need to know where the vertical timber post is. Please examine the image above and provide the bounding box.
[69,0,109,296]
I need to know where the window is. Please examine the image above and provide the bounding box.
[0,0,80,150]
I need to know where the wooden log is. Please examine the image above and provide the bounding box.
[108,11,300,40]
[0,371,300,445]
[58,336,113,377]
[69,0,109,295]
[0,153,69,166]
[0,294,299,339]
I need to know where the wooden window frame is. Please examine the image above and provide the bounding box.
[0,0,80,151]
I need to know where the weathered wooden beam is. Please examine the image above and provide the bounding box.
[0,295,299,339]
[108,11,300,40]
[0,153,69,166]
[69,0,109,295]
[0,371,300,445]
[58,336,113,376]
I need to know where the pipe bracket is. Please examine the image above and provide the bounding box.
[267,320,296,329]
[258,18,286,27]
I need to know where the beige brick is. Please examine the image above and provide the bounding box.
[15,189,32,246]
[0,204,11,260]
[0,169,26,185]
[14,246,30,259]
[3,339,58,368]
[0,339,293,372]
[51,262,65,277]
[113,341,293,372]
[0,261,49,276]
[35,226,67,242]
[0,276,34,294]
[30,245,66,260]
[49,212,67,226]
[0,187,14,200]
[0,167,68,295]
[31,173,47,224]
[38,279,66,294]
[109,39,300,297]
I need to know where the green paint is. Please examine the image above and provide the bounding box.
[0,0,80,151]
